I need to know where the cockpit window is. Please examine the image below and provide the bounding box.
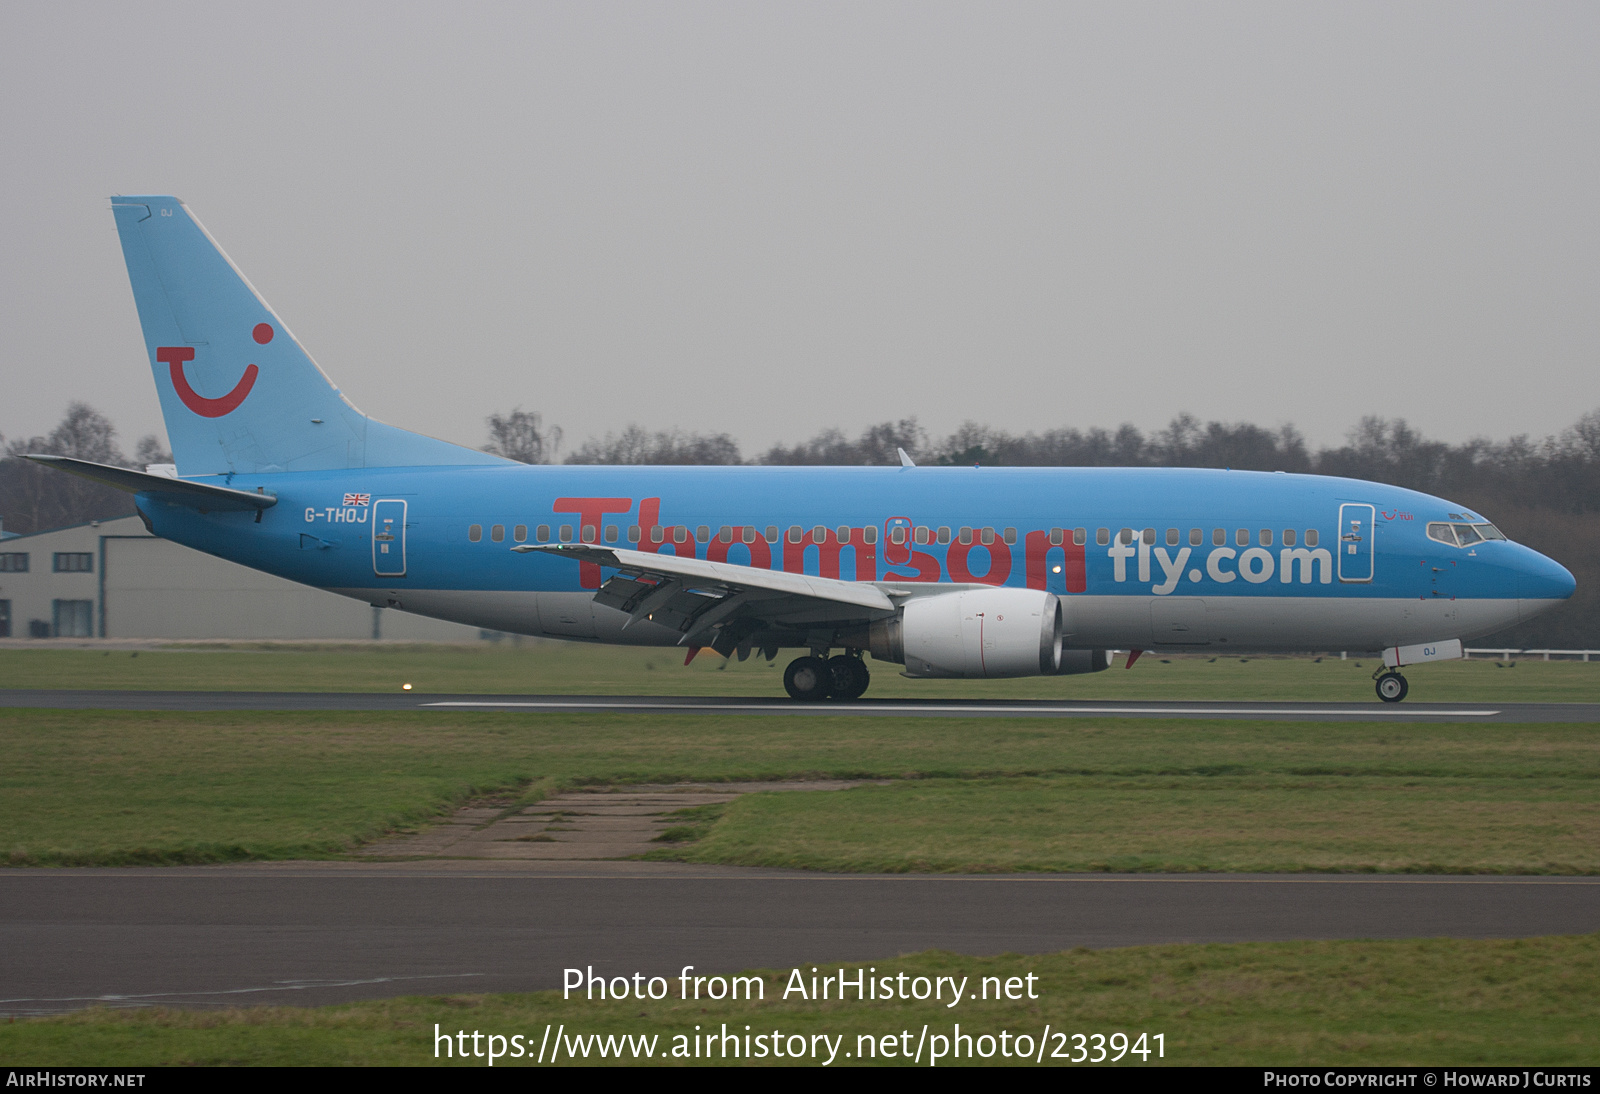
[1428,521,1506,548]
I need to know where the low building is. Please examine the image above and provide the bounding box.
[0,515,480,640]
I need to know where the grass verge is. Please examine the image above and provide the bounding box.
[2,644,1597,702]
[2,709,1595,872]
[2,936,1596,1065]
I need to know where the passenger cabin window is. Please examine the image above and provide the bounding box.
[1048,528,1063,546]
[1142,528,1155,545]
[742,527,756,544]
[627,525,641,542]
[765,526,779,543]
[696,526,710,543]
[1259,529,1272,546]
[468,524,482,543]
[788,526,802,544]
[1283,529,1296,546]
[1118,528,1134,546]
[915,527,931,545]
[958,527,973,545]
[719,526,733,543]
[604,525,618,543]
[1096,528,1109,546]
[559,525,573,542]
[537,524,551,542]
[837,526,851,542]
[490,525,504,543]
[1189,529,1202,546]
[1235,528,1249,546]
[579,524,594,543]
[673,527,688,543]
[863,526,878,544]
[1305,529,1318,547]
[513,525,527,543]
[1074,528,1087,545]
[1213,528,1225,546]
[889,527,906,545]
[937,527,951,544]
[979,528,994,545]
[1166,528,1179,546]
[1002,527,1016,545]
[650,526,664,543]
[812,525,826,542]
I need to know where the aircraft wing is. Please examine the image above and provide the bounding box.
[513,543,897,653]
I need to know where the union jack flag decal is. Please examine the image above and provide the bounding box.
[343,493,370,506]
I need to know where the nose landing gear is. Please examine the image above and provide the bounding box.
[1374,670,1409,703]
[782,652,871,701]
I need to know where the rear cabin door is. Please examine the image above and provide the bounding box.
[373,499,407,577]
[1337,503,1375,583]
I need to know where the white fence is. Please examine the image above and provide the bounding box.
[1464,648,1600,662]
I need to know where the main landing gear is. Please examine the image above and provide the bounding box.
[1374,670,1409,703]
[783,653,871,701]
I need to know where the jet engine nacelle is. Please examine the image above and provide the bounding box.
[846,588,1112,679]
[897,588,1064,679]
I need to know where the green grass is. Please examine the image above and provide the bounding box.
[3,709,1596,871]
[652,776,1600,874]
[3,936,1596,1065]
[1,643,1596,702]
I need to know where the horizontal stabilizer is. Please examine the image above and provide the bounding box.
[25,455,278,512]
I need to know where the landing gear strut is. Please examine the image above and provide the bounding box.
[1374,671,1409,703]
[783,653,871,701]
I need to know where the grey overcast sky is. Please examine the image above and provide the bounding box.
[2,2,1597,458]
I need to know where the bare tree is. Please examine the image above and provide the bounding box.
[0,403,136,534]
[484,408,562,464]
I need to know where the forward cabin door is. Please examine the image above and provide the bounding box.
[1337,503,1375,583]
[373,499,407,577]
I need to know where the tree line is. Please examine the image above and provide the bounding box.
[5,403,1596,648]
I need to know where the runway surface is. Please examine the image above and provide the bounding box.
[5,689,1599,721]
[2,862,1596,1015]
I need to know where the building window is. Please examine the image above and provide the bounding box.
[0,599,10,638]
[53,552,93,573]
[52,599,93,638]
[0,553,27,573]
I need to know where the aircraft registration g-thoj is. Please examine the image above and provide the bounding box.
[31,197,1576,703]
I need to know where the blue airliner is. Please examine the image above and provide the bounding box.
[31,197,1576,703]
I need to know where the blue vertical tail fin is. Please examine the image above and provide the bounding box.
[110,196,509,477]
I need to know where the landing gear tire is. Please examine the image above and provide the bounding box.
[1375,672,1409,703]
[784,656,831,702]
[826,655,871,700]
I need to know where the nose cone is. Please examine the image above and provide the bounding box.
[1516,547,1576,620]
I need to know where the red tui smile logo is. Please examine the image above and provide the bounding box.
[157,323,271,417]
